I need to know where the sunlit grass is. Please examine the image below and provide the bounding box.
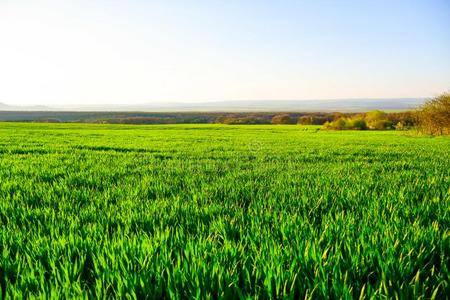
[0,122,449,298]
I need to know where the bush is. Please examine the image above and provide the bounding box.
[364,110,392,130]
[365,110,387,123]
[322,111,397,131]
[395,122,406,131]
[371,120,393,130]
[333,118,348,129]
[350,119,368,130]
[322,117,368,130]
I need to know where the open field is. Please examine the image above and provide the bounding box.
[0,122,449,298]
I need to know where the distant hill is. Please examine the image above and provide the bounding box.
[1,98,425,112]
[154,98,425,112]
[55,98,425,112]
[0,102,50,111]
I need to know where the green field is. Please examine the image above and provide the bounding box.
[0,123,449,298]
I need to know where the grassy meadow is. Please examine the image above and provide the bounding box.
[0,122,449,298]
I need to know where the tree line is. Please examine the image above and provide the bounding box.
[319,92,449,135]
[1,92,448,135]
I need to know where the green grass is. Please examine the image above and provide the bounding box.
[0,122,449,299]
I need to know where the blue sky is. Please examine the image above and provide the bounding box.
[0,0,449,105]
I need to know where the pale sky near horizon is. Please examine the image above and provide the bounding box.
[0,0,449,106]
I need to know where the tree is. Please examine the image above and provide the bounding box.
[416,92,450,135]
[350,118,368,130]
[387,111,415,127]
[271,114,292,124]
[297,116,313,125]
[322,118,350,130]
[365,110,391,130]
[365,110,386,122]
[371,119,393,130]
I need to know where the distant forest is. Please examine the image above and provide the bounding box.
[0,111,416,127]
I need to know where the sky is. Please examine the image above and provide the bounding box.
[0,0,449,106]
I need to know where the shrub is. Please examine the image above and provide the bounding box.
[322,117,368,130]
[334,118,348,129]
[364,110,392,130]
[350,119,368,130]
[365,110,387,123]
[371,120,393,130]
[395,122,406,131]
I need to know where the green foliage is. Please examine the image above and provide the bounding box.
[334,118,349,129]
[365,110,387,123]
[395,121,406,131]
[323,110,394,130]
[365,110,392,130]
[349,118,368,130]
[322,117,367,130]
[0,123,449,298]
[370,119,393,130]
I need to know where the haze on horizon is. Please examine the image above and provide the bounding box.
[0,0,449,107]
